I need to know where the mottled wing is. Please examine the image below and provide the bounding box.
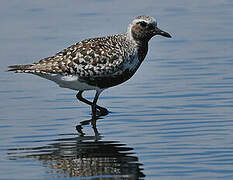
[30,35,127,78]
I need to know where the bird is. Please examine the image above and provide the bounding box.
[8,15,171,122]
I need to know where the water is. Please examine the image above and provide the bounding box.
[1,0,233,179]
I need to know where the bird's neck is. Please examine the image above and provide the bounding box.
[136,40,148,62]
[125,32,149,62]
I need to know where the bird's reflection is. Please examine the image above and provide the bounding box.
[8,121,145,179]
[75,116,104,137]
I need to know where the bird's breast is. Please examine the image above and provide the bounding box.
[83,54,142,89]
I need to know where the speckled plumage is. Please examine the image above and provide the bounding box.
[9,34,139,89]
[8,16,171,119]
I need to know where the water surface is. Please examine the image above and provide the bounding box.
[1,0,233,179]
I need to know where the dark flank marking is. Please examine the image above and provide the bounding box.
[81,67,141,89]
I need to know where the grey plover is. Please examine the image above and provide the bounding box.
[8,15,171,120]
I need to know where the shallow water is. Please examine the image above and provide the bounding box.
[1,0,233,179]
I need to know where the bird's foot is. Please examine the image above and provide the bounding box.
[96,107,109,116]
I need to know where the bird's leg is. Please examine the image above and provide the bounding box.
[76,119,100,138]
[76,91,108,116]
[91,90,102,123]
[75,90,106,135]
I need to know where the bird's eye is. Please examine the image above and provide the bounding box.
[137,21,147,27]
[148,24,154,30]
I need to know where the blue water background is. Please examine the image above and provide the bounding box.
[1,0,233,179]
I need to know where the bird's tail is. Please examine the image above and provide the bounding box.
[7,64,34,73]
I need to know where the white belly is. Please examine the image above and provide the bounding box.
[35,73,99,91]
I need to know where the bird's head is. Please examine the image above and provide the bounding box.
[127,16,171,43]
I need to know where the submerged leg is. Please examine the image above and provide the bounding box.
[76,90,108,116]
